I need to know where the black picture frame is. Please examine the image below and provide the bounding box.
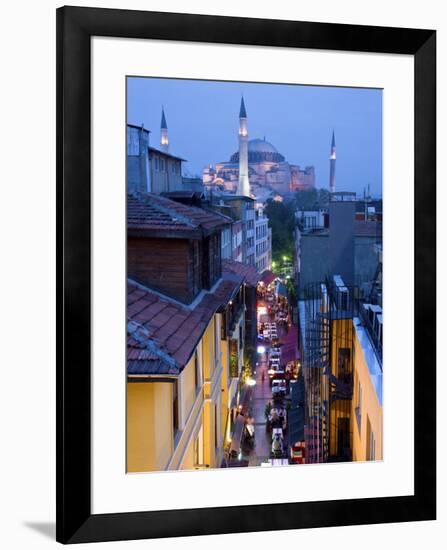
[56,5,436,544]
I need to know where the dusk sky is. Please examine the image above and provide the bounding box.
[127,77,382,198]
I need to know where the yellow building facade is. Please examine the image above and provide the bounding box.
[327,316,383,462]
[128,315,226,472]
[351,318,383,461]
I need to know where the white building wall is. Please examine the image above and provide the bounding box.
[255,211,271,273]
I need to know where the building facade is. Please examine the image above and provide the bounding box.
[127,124,151,194]
[254,205,271,273]
[126,193,255,472]
[297,275,382,464]
[295,193,382,292]
[215,195,256,267]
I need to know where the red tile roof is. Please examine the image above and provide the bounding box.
[127,193,230,234]
[127,270,243,376]
[222,259,260,287]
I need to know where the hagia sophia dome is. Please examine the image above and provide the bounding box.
[230,138,286,164]
[202,98,316,199]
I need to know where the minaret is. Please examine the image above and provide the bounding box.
[160,107,169,153]
[237,96,250,197]
[329,130,336,193]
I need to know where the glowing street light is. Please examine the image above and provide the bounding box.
[246,378,257,387]
[257,345,266,354]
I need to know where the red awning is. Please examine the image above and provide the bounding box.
[260,270,277,286]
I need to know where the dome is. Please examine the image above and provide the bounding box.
[230,138,285,164]
[248,138,278,154]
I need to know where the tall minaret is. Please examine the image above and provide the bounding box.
[237,96,250,197]
[329,130,336,193]
[160,106,169,153]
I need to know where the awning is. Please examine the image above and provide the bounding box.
[260,270,277,286]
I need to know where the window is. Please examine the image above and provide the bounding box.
[154,156,159,171]
[214,318,219,366]
[369,431,376,460]
[172,381,179,433]
[337,348,351,382]
[214,404,218,449]
[366,416,375,460]
[194,436,200,466]
[194,350,200,391]
[337,417,350,458]
[355,379,362,432]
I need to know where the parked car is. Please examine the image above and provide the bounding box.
[272,379,287,397]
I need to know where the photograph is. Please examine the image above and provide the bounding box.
[126,77,383,472]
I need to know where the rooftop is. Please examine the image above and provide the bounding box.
[127,268,244,376]
[222,258,261,287]
[149,146,186,162]
[127,193,230,236]
[300,220,382,238]
[127,123,150,133]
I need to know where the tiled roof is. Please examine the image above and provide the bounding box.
[127,271,243,376]
[354,221,383,237]
[127,193,230,234]
[222,259,260,287]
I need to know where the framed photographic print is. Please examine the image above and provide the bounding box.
[56,6,436,544]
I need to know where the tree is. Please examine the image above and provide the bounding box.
[295,188,330,211]
[264,199,295,265]
[317,188,330,208]
[295,189,318,210]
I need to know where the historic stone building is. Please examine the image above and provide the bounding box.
[203,98,316,201]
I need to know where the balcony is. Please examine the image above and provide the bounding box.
[358,302,383,367]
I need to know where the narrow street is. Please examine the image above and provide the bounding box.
[244,346,272,466]
[241,288,296,466]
